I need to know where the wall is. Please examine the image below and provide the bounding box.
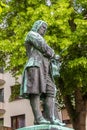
[0,72,34,127]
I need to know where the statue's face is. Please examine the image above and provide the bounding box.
[38,23,47,36]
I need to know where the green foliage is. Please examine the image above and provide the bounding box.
[0,0,87,119]
[0,1,87,127]
[0,1,9,14]
[0,0,87,92]
[0,0,70,74]
[60,41,87,95]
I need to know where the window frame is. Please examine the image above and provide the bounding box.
[11,114,25,129]
[0,88,4,102]
[0,118,4,126]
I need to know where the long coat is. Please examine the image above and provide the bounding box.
[20,31,55,98]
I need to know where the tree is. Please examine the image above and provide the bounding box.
[0,0,87,129]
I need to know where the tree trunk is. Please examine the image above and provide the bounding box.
[73,110,86,130]
[72,89,86,130]
[58,78,87,130]
[64,89,87,130]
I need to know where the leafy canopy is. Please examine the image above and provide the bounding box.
[0,0,87,96]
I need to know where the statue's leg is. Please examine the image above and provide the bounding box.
[45,96,66,126]
[29,94,50,125]
[45,74,66,126]
[45,95,55,121]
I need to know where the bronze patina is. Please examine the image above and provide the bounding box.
[20,20,65,126]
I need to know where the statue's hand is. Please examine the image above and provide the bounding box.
[54,54,61,61]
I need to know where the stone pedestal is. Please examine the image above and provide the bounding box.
[16,124,74,130]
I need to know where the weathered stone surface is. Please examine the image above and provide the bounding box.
[16,124,74,130]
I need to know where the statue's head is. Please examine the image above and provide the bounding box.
[31,20,47,36]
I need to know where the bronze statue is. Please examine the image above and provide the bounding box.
[20,20,65,126]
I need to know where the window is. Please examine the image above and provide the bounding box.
[0,67,4,73]
[0,88,4,102]
[0,118,4,126]
[11,115,25,129]
[9,84,21,101]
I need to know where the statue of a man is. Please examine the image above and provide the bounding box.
[20,20,65,126]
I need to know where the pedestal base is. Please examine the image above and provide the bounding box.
[16,124,74,130]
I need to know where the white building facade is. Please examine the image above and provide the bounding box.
[0,71,34,129]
